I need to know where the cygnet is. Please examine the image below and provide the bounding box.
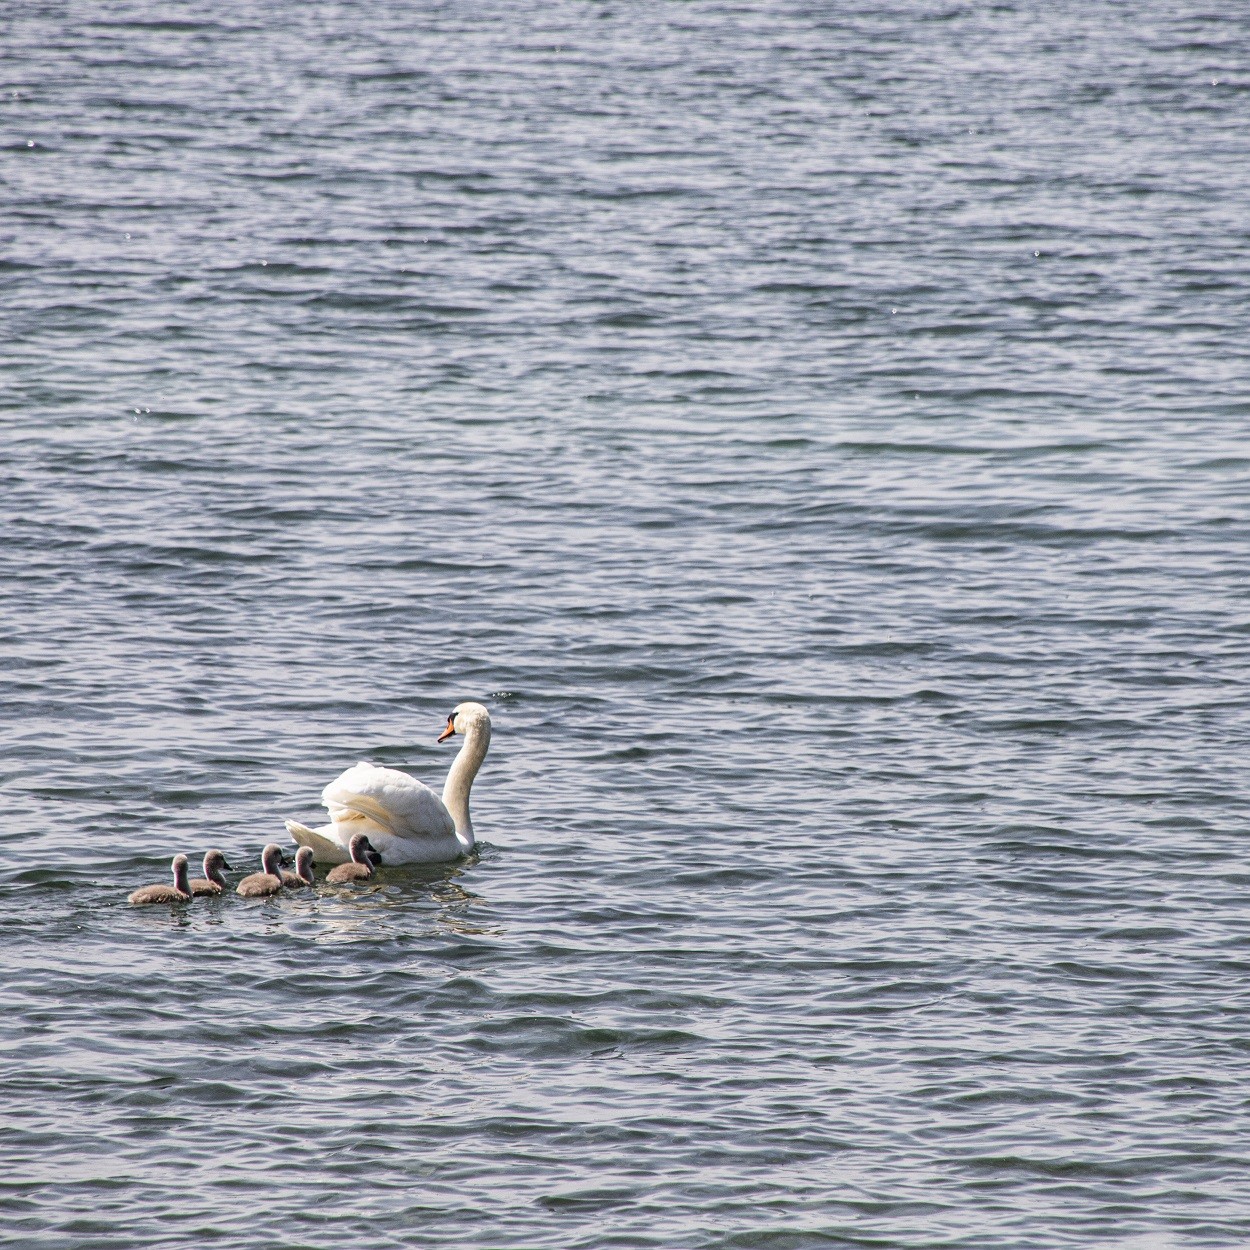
[189,849,232,897]
[326,833,381,884]
[236,843,286,897]
[129,854,192,906]
[282,846,315,889]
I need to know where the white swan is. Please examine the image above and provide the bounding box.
[285,702,491,865]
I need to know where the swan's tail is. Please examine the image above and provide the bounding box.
[285,820,350,865]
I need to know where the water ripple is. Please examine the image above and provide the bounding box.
[3,1,1250,1247]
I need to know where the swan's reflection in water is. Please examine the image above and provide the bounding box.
[275,848,502,943]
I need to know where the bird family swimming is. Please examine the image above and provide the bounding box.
[129,700,491,902]
[286,701,492,865]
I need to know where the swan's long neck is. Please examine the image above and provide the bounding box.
[442,720,490,848]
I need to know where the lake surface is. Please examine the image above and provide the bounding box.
[3,2,1250,1246]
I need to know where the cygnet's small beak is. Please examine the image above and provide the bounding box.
[222,859,233,871]
[366,850,383,868]
[437,715,456,743]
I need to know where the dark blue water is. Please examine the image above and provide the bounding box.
[4,3,1250,1246]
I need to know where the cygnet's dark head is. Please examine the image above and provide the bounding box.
[348,833,379,866]
[202,849,231,881]
[172,854,191,891]
[259,843,286,877]
[294,845,315,882]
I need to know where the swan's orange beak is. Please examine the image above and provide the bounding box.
[437,715,456,743]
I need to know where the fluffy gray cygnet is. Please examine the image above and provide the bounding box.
[325,833,381,884]
[281,846,315,888]
[236,843,286,897]
[189,850,231,897]
[129,854,192,906]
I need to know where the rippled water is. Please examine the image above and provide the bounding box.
[4,2,1250,1246]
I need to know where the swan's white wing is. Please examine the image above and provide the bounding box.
[321,762,454,842]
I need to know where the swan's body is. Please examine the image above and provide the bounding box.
[286,703,491,866]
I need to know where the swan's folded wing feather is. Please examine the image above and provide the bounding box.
[285,820,350,863]
[322,762,455,841]
[322,789,401,836]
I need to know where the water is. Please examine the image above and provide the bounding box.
[3,2,1250,1246]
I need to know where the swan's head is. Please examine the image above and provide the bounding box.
[438,701,492,743]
